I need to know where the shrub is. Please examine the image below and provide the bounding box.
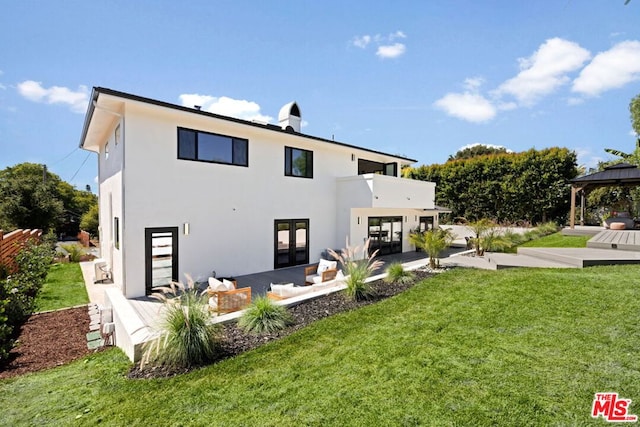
[141,276,222,369]
[409,227,454,268]
[384,262,415,285]
[328,238,383,301]
[238,296,293,334]
[0,239,54,363]
[59,243,86,262]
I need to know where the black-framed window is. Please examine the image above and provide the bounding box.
[178,127,248,166]
[357,159,397,176]
[285,146,313,178]
[114,217,120,250]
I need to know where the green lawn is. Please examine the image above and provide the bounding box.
[2,266,639,426]
[520,231,591,248]
[36,262,89,312]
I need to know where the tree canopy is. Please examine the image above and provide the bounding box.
[447,144,509,161]
[406,147,578,224]
[0,163,97,234]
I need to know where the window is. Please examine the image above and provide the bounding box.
[357,159,397,176]
[105,141,110,160]
[177,127,248,166]
[114,217,120,250]
[114,124,121,145]
[285,146,313,178]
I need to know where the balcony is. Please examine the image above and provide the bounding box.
[336,173,435,209]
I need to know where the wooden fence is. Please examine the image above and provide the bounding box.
[0,229,43,274]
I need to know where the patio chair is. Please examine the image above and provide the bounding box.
[205,277,251,314]
[304,259,338,285]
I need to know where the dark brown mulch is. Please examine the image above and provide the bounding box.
[0,306,92,380]
[128,270,435,379]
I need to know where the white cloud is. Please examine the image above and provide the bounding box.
[389,30,406,40]
[16,80,89,113]
[376,43,406,59]
[352,31,407,59]
[464,77,485,91]
[178,93,273,122]
[433,92,496,123]
[496,38,591,105]
[572,40,640,97]
[352,35,371,49]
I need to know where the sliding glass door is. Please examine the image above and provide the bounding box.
[368,217,402,255]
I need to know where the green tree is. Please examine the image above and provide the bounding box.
[80,204,99,236]
[447,144,509,161]
[406,147,577,224]
[0,163,64,232]
[0,163,97,234]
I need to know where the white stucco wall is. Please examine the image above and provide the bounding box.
[86,93,437,298]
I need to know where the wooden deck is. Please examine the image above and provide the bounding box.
[587,229,640,251]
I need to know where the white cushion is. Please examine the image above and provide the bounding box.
[271,283,294,297]
[280,286,313,298]
[223,279,235,290]
[209,277,224,289]
[317,259,337,274]
[336,270,345,280]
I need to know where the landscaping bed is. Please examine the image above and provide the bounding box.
[128,269,435,379]
[0,306,91,379]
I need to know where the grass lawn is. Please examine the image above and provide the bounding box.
[520,231,591,248]
[35,262,89,312]
[2,265,639,426]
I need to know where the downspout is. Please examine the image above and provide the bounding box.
[93,101,127,296]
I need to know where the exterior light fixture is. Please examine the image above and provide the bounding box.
[184,223,190,235]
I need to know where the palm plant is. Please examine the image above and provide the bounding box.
[328,238,384,301]
[409,227,454,269]
[141,275,221,369]
[238,296,293,334]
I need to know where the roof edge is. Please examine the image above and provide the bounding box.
[81,87,417,163]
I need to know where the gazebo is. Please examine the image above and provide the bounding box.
[569,162,640,228]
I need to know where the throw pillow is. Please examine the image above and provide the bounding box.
[223,279,236,291]
[317,258,336,274]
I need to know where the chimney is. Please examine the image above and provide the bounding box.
[278,102,301,132]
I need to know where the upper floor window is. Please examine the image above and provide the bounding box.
[285,146,313,178]
[178,127,248,167]
[105,141,110,159]
[357,159,397,176]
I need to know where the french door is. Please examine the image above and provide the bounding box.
[368,217,402,255]
[274,219,309,269]
[145,227,179,294]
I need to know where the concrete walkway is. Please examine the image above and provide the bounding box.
[79,261,117,307]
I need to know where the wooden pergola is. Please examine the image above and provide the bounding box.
[569,162,640,228]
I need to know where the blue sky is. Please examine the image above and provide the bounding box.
[1,1,640,189]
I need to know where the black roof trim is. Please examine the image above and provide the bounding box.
[81,87,417,163]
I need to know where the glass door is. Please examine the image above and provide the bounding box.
[368,216,403,255]
[274,219,309,269]
[145,227,178,294]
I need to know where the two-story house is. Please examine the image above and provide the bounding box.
[80,87,441,298]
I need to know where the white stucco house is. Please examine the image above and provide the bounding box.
[80,87,442,299]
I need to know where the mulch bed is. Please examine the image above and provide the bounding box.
[0,269,440,381]
[128,270,435,379]
[0,306,92,380]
